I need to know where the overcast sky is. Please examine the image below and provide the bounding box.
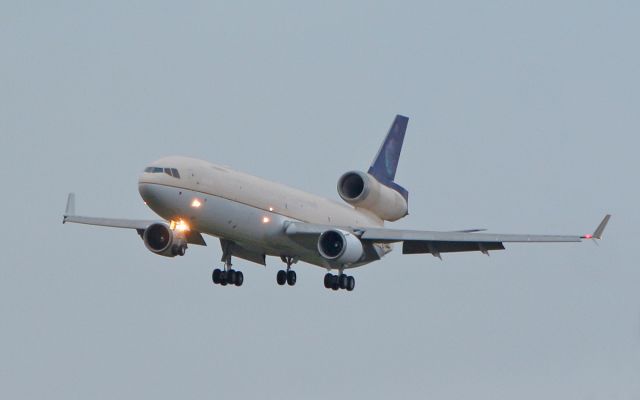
[1,1,638,399]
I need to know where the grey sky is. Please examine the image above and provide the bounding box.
[1,1,638,399]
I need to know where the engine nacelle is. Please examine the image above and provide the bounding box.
[337,171,408,221]
[143,223,187,257]
[317,229,364,265]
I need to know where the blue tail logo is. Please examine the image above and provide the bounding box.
[367,115,409,200]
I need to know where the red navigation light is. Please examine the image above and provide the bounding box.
[583,234,593,239]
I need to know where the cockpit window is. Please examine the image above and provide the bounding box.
[144,166,180,179]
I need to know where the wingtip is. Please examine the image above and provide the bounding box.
[593,214,611,240]
[65,193,76,217]
[582,214,611,240]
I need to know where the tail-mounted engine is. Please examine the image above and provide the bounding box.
[317,229,364,265]
[143,222,187,257]
[337,171,408,221]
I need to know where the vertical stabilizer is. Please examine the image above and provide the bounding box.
[368,115,408,183]
[366,115,409,202]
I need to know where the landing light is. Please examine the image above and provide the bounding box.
[174,220,190,232]
[262,216,270,224]
[269,207,274,212]
[191,198,202,208]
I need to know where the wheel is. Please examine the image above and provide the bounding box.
[339,274,348,289]
[212,269,222,284]
[324,273,333,289]
[346,276,355,291]
[276,270,287,285]
[235,271,244,287]
[171,245,179,256]
[178,245,187,256]
[331,275,339,291]
[227,270,237,285]
[287,270,297,286]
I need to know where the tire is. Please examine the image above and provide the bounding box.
[220,271,228,285]
[276,270,287,285]
[235,271,244,287]
[287,270,297,286]
[331,275,339,291]
[178,245,186,256]
[339,274,348,289]
[212,269,222,284]
[324,273,333,289]
[227,270,237,285]
[346,276,355,291]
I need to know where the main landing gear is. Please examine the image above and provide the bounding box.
[212,253,244,287]
[171,243,187,256]
[212,268,243,286]
[277,256,297,286]
[324,272,355,291]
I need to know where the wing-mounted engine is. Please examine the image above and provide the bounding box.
[317,229,364,265]
[337,171,408,221]
[143,222,188,257]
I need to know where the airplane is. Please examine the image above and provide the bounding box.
[63,115,610,291]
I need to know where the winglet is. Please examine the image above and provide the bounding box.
[582,214,611,240]
[63,193,76,223]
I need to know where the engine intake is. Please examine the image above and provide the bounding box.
[143,223,187,257]
[337,171,408,221]
[317,229,364,265]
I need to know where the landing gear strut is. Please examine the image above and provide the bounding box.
[212,245,243,287]
[324,271,355,291]
[277,256,297,286]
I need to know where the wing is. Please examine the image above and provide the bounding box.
[62,193,207,246]
[285,215,610,259]
[360,228,580,258]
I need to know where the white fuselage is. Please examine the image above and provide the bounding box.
[138,156,387,269]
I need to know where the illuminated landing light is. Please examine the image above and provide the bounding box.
[191,198,202,208]
[269,207,274,212]
[174,219,190,232]
[262,216,270,224]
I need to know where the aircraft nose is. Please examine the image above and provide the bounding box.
[138,182,158,204]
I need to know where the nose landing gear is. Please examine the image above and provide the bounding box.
[212,252,243,287]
